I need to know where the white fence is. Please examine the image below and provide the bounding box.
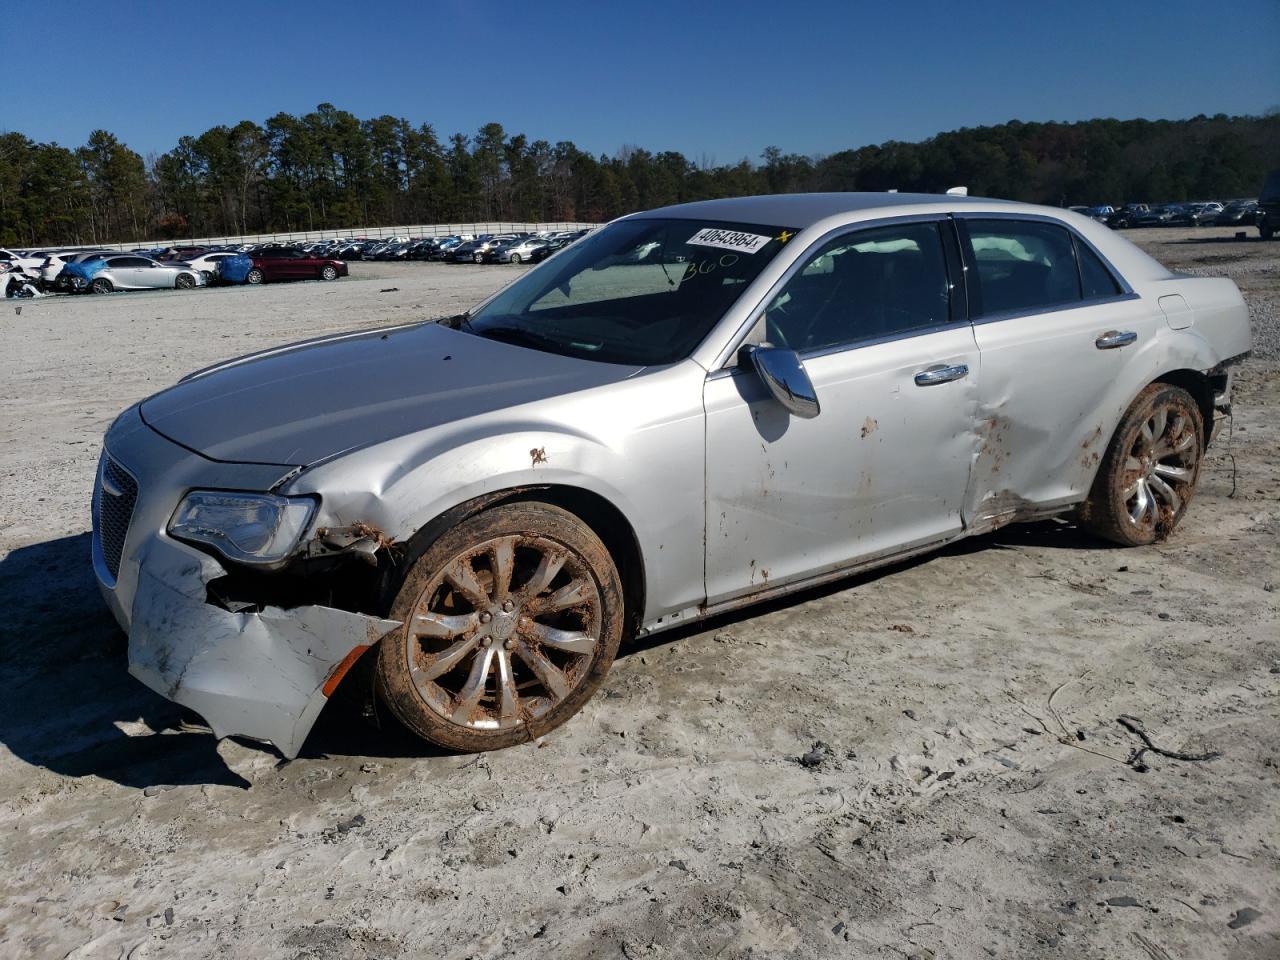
[107,221,600,251]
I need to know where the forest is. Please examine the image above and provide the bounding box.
[0,107,1276,246]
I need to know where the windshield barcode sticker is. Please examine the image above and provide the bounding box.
[687,228,773,254]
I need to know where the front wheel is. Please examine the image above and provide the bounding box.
[90,277,113,295]
[473,252,483,263]
[245,268,264,284]
[377,502,624,752]
[509,253,522,264]
[320,265,338,281]
[1079,383,1204,546]
[175,273,196,290]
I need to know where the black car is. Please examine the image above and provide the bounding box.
[1213,200,1258,227]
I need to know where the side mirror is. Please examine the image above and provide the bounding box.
[746,345,820,419]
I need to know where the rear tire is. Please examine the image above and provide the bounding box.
[509,253,522,264]
[376,502,624,752]
[1078,383,1204,546]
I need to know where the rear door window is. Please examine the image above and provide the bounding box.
[962,219,1080,317]
[1075,238,1122,300]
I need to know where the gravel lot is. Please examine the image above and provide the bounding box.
[0,228,1276,960]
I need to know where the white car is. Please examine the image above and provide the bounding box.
[180,252,241,279]
[93,192,1250,758]
[0,248,45,277]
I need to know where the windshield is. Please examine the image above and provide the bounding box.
[466,218,797,365]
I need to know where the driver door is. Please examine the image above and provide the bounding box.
[703,218,979,605]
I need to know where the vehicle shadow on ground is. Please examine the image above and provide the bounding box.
[0,534,250,790]
[623,517,1110,657]
[1159,234,1266,245]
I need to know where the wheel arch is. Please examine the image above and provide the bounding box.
[1151,368,1215,448]
[382,484,647,638]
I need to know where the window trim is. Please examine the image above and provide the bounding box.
[953,212,1136,325]
[709,213,966,373]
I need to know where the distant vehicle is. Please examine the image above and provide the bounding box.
[244,247,348,284]
[38,250,108,289]
[1133,205,1176,228]
[488,237,551,264]
[453,236,517,263]
[1085,205,1115,223]
[77,254,207,294]
[182,251,241,280]
[0,248,44,277]
[1257,171,1280,240]
[1106,204,1148,229]
[1212,200,1257,227]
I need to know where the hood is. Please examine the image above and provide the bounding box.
[140,323,644,467]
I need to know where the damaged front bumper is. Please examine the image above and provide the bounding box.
[94,406,400,759]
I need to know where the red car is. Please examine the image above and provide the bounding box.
[245,247,348,284]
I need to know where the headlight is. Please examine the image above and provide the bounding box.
[168,491,316,565]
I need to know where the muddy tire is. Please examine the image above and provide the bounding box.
[1079,383,1204,546]
[376,502,624,752]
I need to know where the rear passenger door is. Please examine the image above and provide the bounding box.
[957,215,1157,529]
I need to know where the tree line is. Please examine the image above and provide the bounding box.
[1,106,1276,247]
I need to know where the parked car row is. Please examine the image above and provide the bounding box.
[0,243,350,294]
[1069,199,1261,231]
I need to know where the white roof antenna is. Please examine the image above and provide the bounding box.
[945,186,969,196]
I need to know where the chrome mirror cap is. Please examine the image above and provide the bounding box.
[747,345,821,419]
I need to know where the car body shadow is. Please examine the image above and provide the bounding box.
[622,517,1110,657]
[0,534,249,790]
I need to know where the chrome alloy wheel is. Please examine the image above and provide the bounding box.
[1122,403,1199,528]
[406,534,602,730]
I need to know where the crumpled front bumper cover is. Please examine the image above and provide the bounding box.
[125,536,400,759]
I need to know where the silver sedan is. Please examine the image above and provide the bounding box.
[92,193,1250,758]
[83,254,207,293]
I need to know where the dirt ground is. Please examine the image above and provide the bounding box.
[0,228,1276,960]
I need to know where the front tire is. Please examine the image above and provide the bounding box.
[320,265,338,281]
[1079,383,1204,546]
[175,273,196,290]
[90,277,113,295]
[245,268,265,284]
[509,253,522,264]
[376,502,624,752]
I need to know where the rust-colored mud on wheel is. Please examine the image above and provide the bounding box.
[376,503,624,751]
[1080,383,1204,546]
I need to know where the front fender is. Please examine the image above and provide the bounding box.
[285,362,709,625]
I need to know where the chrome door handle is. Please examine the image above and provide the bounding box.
[1095,330,1137,349]
[914,363,969,386]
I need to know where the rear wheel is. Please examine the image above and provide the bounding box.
[377,502,624,752]
[1079,383,1204,546]
[90,277,113,295]
[473,252,483,263]
[245,268,264,284]
[320,264,338,281]
[175,273,196,289]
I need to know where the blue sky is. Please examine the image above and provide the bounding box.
[4,0,1277,162]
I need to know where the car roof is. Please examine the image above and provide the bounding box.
[627,191,1018,229]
